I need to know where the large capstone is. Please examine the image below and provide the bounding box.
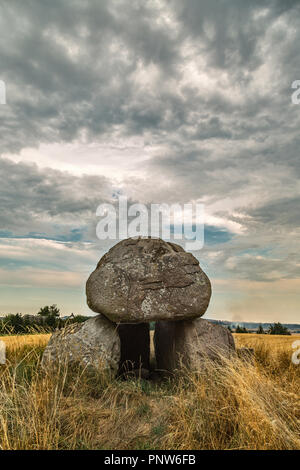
[41,315,120,374]
[86,237,211,323]
[154,318,235,372]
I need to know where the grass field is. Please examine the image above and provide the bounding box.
[1,331,298,353]
[1,333,51,351]
[0,331,299,450]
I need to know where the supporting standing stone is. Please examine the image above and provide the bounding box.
[86,237,211,323]
[117,323,150,377]
[41,315,120,374]
[155,318,235,373]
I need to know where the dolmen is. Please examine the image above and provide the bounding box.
[42,237,235,377]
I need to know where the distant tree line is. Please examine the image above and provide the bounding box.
[0,305,89,335]
[233,322,291,335]
[0,309,293,337]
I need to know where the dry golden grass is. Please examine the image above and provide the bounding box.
[1,333,50,351]
[234,333,300,350]
[0,331,299,450]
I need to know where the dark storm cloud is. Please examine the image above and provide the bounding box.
[0,157,113,239]
[0,0,298,152]
[249,197,300,227]
[171,0,300,69]
[0,0,181,153]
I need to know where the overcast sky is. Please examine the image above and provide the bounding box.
[0,0,299,323]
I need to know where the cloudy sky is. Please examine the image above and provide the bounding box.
[0,0,299,323]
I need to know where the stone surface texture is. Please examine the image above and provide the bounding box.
[86,237,211,323]
[154,318,236,372]
[41,315,120,373]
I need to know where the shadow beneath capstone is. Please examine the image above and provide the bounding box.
[117,323,151,379]
[116,322,178,382]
